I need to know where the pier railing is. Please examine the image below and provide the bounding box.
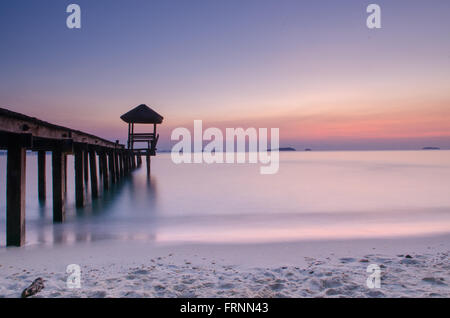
[0,107,143,247]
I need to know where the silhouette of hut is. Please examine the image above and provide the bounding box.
[120,104,163,155]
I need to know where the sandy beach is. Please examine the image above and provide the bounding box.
[1,234,449,298]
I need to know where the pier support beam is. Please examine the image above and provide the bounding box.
[74,146,85,208]
[108,151,116,184]
[52,148,66,223]
[64,154,68,194]
[115,151,120,181]
[6,144,26,246]
[127,153,131,172]
[121,152,127,175]
[89,149,99,199]
[38,151,46,202]
[83,150,89,184]
[120,151,127,176]
[100,151,109,190]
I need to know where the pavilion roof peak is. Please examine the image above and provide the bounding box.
[120,104,163,124]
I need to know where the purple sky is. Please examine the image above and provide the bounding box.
[1,0,450,150]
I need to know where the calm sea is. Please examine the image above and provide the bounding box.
[1,151,450,247]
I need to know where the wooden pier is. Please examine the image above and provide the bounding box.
[0,107,146,247]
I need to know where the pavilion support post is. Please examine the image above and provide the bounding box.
[38,150,46,202]
[137,153,142,166]
[83,150,89,184]
[127,123,131,149]
[6,144,27,246]
[100,151,109,190]
[128,152,133,171]
[146,152,151,175]
[89,149,99,199]
[74,146,85,208]
[52,147,66,223]
[108,151,116,184]
[132,153,136,169]
[131,123,134,150]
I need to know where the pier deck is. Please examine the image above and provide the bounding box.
[0,107,144,246]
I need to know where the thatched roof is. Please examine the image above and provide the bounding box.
[120,104,164,124]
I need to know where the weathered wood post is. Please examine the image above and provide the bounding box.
[121,151,127,175]
[146,151,151,175]
[126,152,129,173]
[100,150,109,190]
[117,151,121,177]
[83,150,89,184]
[6,142,27,246]
[37,150,46,202]
[129,152,133,171]
[108,150,116,184]
[115,150,120,181]
[98,152,103,178]
[124,152,127,175]
[126,152,130,173]
[52,146,66,222]
[64,154,68,194]
[89,148,98,199]
[74,145,85,208]
[131,152,135,170]
[137,152,142,166]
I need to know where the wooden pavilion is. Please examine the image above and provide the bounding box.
[120,104,164,155]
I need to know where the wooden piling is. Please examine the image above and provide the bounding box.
[115,151,120,181]
[100,151,109,190]
[127,153,131,171]
[99,153,103,178]
[120,152,126,175]
[89,149,98,199]
[123,152,128,174]
[132,153,136,169]
[64,154,68,194]
[137,153,142,166]
[6,144,26,246]
[146,152,151,175]
[74,146,85,207]
[52,148,66,223]
[37,151,46,202]
[83,150,89,184]
[108,150,116,184]
[1,107,128,246]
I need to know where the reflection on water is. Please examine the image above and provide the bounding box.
[1,151,450,247]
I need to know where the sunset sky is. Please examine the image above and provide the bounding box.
[1,0,449,150]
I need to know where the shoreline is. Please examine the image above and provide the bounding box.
[1,233,449,298]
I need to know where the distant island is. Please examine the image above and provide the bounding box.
[422,147,440,150]
[268,147,296,152]
[304,148,312,151]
